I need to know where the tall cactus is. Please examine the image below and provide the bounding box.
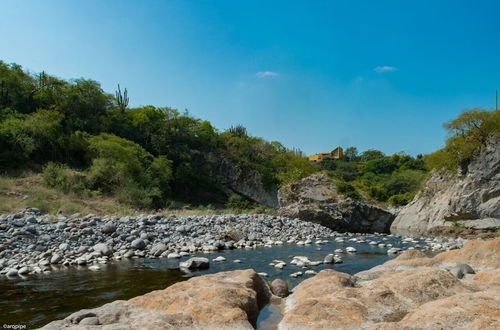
[115,84,129,114]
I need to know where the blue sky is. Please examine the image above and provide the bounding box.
[1,0,499,156]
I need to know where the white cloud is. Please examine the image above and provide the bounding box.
[374,66,397,73]
[255,71,279,78]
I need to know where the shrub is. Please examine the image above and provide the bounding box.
[388,193,414,206]
[86,133,173,208]
[275,157,319,185]
[362,158,397,175]
[226,194,250,210]
[336,181,361,199]
[383,170,425,196]
[425,109,500,172]
[368,185,389,202]
[42,162,87,193]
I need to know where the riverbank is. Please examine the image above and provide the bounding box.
[0,208,466,278]
[40,237,500,329]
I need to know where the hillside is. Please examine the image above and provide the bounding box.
[1,61,498,218]
[0,61,318,210]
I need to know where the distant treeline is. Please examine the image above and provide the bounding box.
[0,61,317,208]
[1,61,498,209]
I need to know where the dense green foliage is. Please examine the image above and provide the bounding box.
[3,61,495,210]
[323,149,427,205]
[424,109,500,172]
[0,61,318,208]
[323,108,499,205]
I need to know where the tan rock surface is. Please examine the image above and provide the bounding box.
[279,238,500,329]
[41,269,270,330]
[356,237,500,281]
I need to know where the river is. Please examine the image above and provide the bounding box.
[1,234,422,328]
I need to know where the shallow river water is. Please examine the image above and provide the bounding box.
[1,235,422,328]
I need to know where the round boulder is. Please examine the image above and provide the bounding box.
[270,279,289,297]
[449,264,475,279]
[131,239,146,250]
[93,243,113,256]
[101,221,117,234]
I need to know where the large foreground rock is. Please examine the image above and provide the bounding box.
[279,238,500,329]
[391,137,500,236]
[42,269,271,330]
[278,173,395,232]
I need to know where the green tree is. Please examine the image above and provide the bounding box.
[359,149,385,162]
[87,133,172,208]
[57,79,112,134]
[344,146,359,162]
[425,109,500,172]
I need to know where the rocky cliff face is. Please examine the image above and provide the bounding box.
[391,137,500,236]
[278,173,395,233]
[213,158,279,208]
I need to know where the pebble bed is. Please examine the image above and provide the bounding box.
[0,208,468,278]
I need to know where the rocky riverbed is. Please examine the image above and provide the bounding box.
[0,208,467,278]
[40,238,500,329]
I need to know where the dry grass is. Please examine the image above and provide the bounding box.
[0,174,138,216]
[0,174,277,217]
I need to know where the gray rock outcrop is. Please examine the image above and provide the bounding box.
[213,158,279,208]
[278,173,395,233]
[391,137,500,236]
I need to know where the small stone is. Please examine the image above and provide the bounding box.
[18,266,29,275]
[101,222,117,234]
[449,264,475,279]
[213,256,226,262]
[50,254,62,264]
[59,243,69,251]
[76,258,87,265]
[93,243,113,256]
[270,279,289,297]
[150,243,168,257]
[274,263,286,269]
[323,254,335,264]
[179,257,209,270]
[6,268,18,277]
[79,317,99,325]
[167,253,181,259]
[124,250,135,258]
[131,239,146,250]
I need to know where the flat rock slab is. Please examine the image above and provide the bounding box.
[41,269,271,330]
[458,218,500,230]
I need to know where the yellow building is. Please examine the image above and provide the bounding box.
[308,146,343,162]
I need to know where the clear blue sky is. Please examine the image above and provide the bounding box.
[1,0,499,156]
